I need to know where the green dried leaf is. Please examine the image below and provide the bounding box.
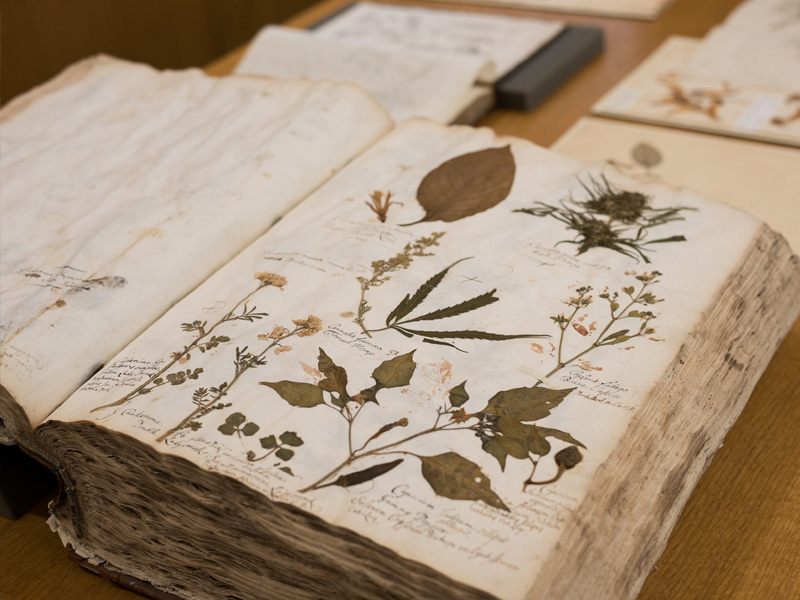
[226,412,247,426]
[260,435,278,449]
[481,386,574,422]
[601,329,630,343]
[260,381,325,408]
[448,380,470,407]
[279,466,294,476]
[325,459,404,489]
[631,142,662,168]
[401,289,499,324]
[217,423,236,436]
[496,415,551,458]
[420,452,509,511]
[317,348,349,399]
[372,351,416,389]
[241,422,260,437]
[385,258,470,326]
[399,327,539,341]
[482,438,508,471]
[555,446,583,469]
[644,235,687,245]
[406,146,516,225]
[276,447,295,461]
[279,431,304,447]
[537,427,586,449]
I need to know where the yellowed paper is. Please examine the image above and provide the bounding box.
[0,56,392,440]
[51,119,760,600]
[592,36,800,148]
[424,0,675,20]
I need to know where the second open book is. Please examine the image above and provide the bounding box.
[2,58,799,600]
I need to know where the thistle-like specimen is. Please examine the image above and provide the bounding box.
[515,175,693,263]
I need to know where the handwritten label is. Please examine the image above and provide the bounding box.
[81,358,165,393]
[322,324,385,358]
[560,367,635,412]
[525,243,613,272]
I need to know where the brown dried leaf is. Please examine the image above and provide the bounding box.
[406,146,515,225]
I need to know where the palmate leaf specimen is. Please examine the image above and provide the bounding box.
[516,175,692,263]
[356,235,544,349]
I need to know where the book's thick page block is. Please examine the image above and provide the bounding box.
[0,56,392,444]
[38,120,799,600]
[592,37,800,148]
[552,117,800,252]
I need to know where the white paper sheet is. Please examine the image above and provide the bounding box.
[235,25,491,125]
[314,2,563,83]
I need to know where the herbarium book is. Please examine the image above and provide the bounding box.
[1,57,799,600]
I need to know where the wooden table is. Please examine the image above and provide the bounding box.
[2,1,798,599]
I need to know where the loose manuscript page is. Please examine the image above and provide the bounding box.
[235,25,490,124]
[50,119,759,599]
[0,56,392,440]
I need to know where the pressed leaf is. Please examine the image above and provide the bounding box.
[217,423,236,436]
[385,258,470,326]
[276,448,295,461]
[260,435,278,449]
[325,459,404,488]
[631,142,662,168]
[421,337,465,351]
[226,412,247,426]
[399,327,540,341]
[317,348,349,399]
[372,351,416,389]
[482,438,508,471]
[279,467,294,476]
[601,329,629,343]
[537,427,586,449]
[555,446,583,469]
[644,235,687,245]
[481,386,574,421]
[260,381,325,408]
[241,422,260,437]
[496,415,551,458]
[406,146,516,225]
[401,290,499,324]
[448,380,470,407]
[279,431,304,447]
[420,452,509,511]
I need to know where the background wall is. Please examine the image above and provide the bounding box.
[1,0,318,105]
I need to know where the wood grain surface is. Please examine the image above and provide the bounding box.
[2,1,798,599]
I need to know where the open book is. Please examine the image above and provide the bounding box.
[2,57,799,600]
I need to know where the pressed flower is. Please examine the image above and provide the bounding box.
[293,315,322,336]
[254,272,287,289]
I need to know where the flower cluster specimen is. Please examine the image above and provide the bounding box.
[157,314,322,442]
[92,271,286,413]
[515,175,692,262]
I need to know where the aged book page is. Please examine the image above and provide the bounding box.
[46,119,797,600]
[552,117,800,251]
[234,25,490,124]
[0,56,392,442]
[592,36,800,148]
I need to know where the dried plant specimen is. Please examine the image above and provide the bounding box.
[356,241,543,348]
[404,146,516,225]
[655,74,737,120]
[156,315,321,442]
[365,190,399,222]
[771,93,800,126]
[92,272,287,413]
[515,175,692,262]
